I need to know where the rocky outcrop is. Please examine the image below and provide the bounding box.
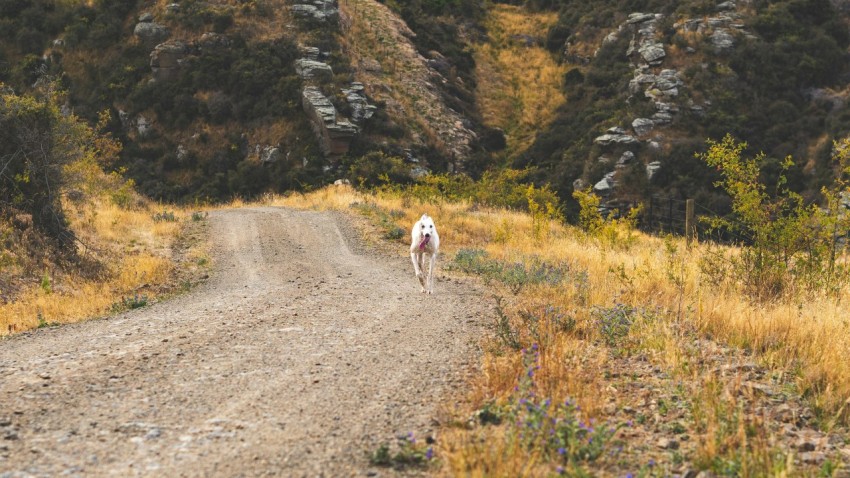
[295,59,334,82]
[302,87,358,157]
[150,40,189,82]
[291,0,339,22]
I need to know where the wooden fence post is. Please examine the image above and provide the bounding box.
[685,198,695,245]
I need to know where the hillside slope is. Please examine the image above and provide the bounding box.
[510,0,850,215]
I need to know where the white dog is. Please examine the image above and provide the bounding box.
[410,213,440,294]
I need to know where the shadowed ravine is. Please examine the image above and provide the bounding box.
[0,208,492,477]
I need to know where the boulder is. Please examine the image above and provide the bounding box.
[594,133,639,146]
[606,126,627,134]
[295,59,334,82]
[138,12,154,23]
[711,29,735,52]
[632,118,655,136]
[717,1,736,10]
[166,3,180,14]
[134,21,170,45]
[150,40,189,82]
[638,42,666,63]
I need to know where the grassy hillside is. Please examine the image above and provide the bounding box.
[474,4,568,160]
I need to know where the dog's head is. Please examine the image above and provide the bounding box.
[418,214,436,239]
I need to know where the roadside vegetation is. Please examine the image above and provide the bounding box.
[0,84,209,335]
[272,147,850,475]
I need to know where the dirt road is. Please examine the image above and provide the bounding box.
[0,207,492,477]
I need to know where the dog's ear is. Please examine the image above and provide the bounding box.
[421,213,429,221]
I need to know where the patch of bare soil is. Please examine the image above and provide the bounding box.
[0,207,493,476]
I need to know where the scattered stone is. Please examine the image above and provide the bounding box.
[300,46,321,61]
[138,12,154,23]
[333,179,351,186]
[176,145,188,161]
[572,178,586,191]
[606,126,627,134]
[796,437,817,452]
[776,403,796,423]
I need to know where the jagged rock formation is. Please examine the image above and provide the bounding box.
[291,0,375,160]
[302,87,359,157]
[592,3,751,198]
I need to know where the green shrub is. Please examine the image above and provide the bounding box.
[698,134,850,300]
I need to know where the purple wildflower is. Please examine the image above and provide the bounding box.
[425,447,434,460]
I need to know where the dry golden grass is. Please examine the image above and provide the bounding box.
[270,184,850,474]
[474,5,568,159]
[0,192,197,336]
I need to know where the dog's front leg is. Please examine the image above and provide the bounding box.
[426,252,437,294]
[411,251,426,291]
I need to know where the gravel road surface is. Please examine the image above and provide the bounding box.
[0,207,491,477]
